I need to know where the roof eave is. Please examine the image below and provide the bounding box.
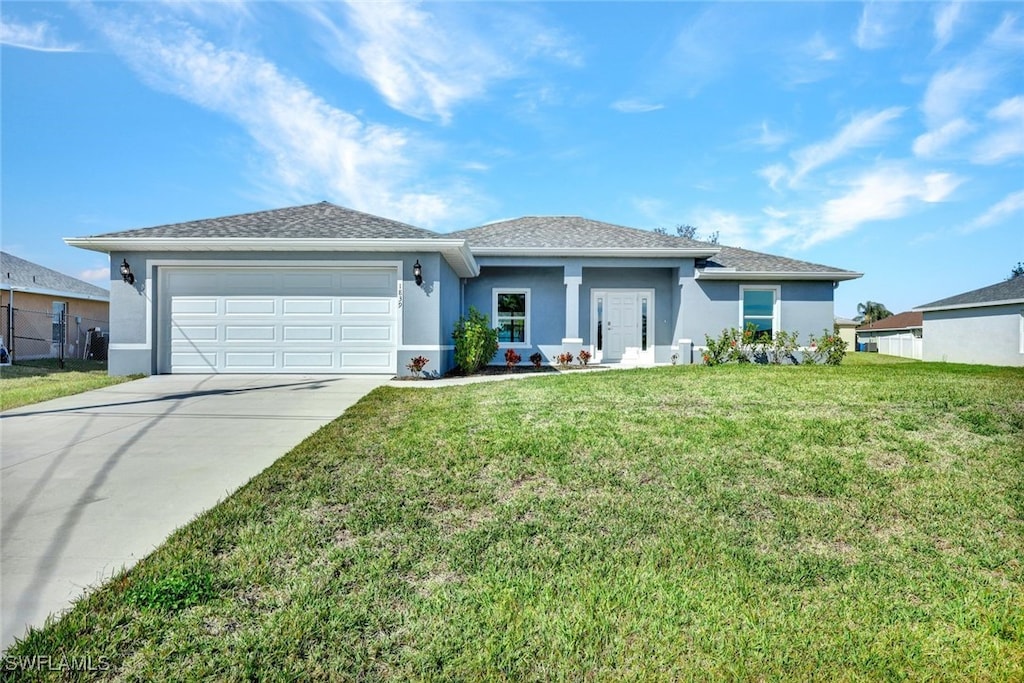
[915,297,1024,312]
[469,247,721,258]
[64,237,480,278]
[1,282,109,302]
[696,269,863,282]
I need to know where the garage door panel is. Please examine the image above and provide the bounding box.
[340,352,393,369]
[283,352,335,369]
[341,325,392,342]
[341,299,392,315]
[172,298,218,315]
[283,299,335,315]
[171,351,218,370]
[172,325,218,341]
[283,325,335,341]
[164,267,398,374]
[225,299,275,315]
[224,326,276,342]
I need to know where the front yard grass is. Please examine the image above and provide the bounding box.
[0,360,139,411]
[7,359,1023,680]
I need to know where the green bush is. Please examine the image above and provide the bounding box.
[452,306,499,374]
[704,324,804,365]
[804,329,848,365]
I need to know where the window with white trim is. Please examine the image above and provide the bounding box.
[1019,310,1024,354]
[493,289,530,346]
[740,286,780,339]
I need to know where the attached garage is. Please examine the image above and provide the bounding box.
[159,266,398,374]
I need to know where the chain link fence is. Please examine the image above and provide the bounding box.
[1,304,109,371]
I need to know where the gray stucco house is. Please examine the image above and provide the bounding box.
[916,277,1024,367]
[65,202,862,376]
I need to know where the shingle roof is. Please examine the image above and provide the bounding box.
[857,311,922,331]
[917,277,1024,310]
[1,251,110,300]
[701,245,859,275]
[86,202,443,240]
[450,216,713,250]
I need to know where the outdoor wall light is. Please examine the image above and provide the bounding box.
[120,259,135,285]
[413,259,423,286]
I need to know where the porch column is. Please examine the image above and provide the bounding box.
[671,265,693,364]
[562,264,583,347]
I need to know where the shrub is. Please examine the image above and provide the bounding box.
[406,355,429,373]
[504,348,522,370]
[704,324,803,365]
[767,330,800,365]
[577,349,592,366]
[805,330,847,366]
[555,352,574,367]
[529,352,543,368]
[452,307,499,374]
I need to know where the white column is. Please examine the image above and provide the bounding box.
[563,265,583,346]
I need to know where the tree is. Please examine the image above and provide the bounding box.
[1009,262,1024,280]
[654,224,720,244]
[855,301,893,324]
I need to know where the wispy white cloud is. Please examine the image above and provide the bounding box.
[933,2,964,52]
[810,165,962,246]
[611,99,664,114]
[912,117,974,158]
[854,2,903,50]
[83,6,474,228]
[753,121,790,150]
[302,2,581,124]
[758,164,787,192]
[970,96,1024,164]
[789,107,906,185]
[963,189,1024,232]
[691,208,757,247]
[920,62,994,128]
[0,18,80,52]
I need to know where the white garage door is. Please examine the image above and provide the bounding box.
[161,267,398,374]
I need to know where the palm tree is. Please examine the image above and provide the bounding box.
[856,301,893,324]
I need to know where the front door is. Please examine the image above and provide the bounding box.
[604,292,639,362]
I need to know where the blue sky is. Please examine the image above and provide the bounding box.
[2,1,1021,317]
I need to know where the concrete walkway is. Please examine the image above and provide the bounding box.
[0,374,389,650]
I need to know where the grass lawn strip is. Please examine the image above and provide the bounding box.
[0,360,139,411]
[6,358,1023,680]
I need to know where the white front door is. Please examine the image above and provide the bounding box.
[594,289,654,364]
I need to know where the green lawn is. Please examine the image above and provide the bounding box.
[0,360,139,411]
[6,358,1023,680]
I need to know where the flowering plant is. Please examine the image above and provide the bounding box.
[577,349,592,366]
[556,351,574,366]
[504,348,522,370]
[529,352,543,368]
[406,355,429,373]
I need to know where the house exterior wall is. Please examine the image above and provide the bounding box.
[462,266,566,364]
[922,304,1024,366]
[836,324,857,349]
[0,290,109,360]
[107,250,455,376]
[686,280,836,361]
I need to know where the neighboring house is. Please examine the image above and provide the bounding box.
[64,202,862,376]
[834,317,859,350]
[856,311,923,360]
[915,277,1024,367]
[1,251,110,361]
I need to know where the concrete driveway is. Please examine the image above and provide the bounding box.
[0,374,389,650]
